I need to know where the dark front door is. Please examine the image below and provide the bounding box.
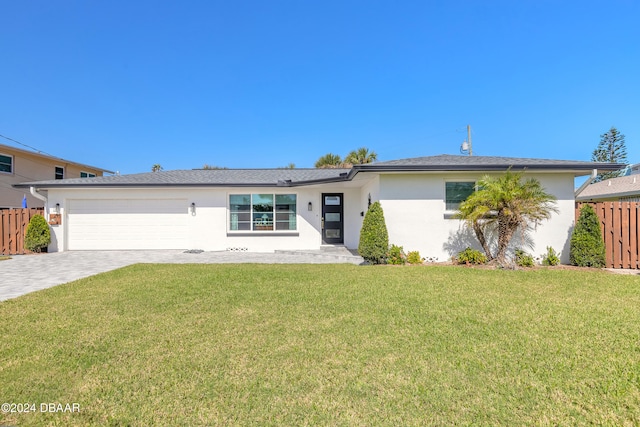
[322,193,344,244]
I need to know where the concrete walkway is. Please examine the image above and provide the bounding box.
[0,249,364,302]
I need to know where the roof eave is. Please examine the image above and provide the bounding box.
[577,189,640,201]
[13,182,298,189]
[353,163,624,173]
[15,162,623,189]
[14,178,353,190]
[287,175,353,187]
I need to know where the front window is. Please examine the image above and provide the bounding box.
[230,194,297,231]
[445,182,475,211]
[55,166,64,180]
[253,194,274,230]
[0,154,13,173]
[80,171,96,178]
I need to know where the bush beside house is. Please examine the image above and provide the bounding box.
[570,205,606,267]
[24,214,51,253]
[407,251,423,265]
[387,244,407,265]
[514,249,535,267]
[541,247,561,266]
[456,247,487,265]
[358,201,389,264]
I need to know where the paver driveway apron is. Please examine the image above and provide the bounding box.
[0,249,363,301]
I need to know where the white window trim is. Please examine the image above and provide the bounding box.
[227,192,299,234]
[0,153,13,174]
[80,171,96,178]
[55,166,65,180]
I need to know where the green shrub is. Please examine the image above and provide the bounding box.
[387,244,406,265]
[570,205,606,267]
[456,247,487,265]
[515,249,535,267]
[358,201,389,264]
[24,214,51,253]
[541,246,560,266]
[407,251,423,265]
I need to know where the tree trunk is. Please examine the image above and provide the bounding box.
[495,216,517,266]
[473,220,494,261]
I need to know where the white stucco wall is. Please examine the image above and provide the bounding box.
[44,171,577,262]
[378,172,576,263]
[46,186,364,252]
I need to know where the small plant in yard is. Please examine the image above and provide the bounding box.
[24,214,50,253]
[542,246,561,266]
[456,247,487,265]
[387,244,407,265]
[358,201,389,264]
[515,249,535,267]
[407,251,423,265]
[570,204,606,267]
[0,255,11,261]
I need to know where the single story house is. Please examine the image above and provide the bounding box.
[576,174,640,202]
[16,154,622,263]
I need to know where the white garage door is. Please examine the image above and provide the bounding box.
[67,199,189,250]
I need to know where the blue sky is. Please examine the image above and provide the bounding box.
[1,1,638,174]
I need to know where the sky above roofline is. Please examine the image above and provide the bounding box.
[1,1,638,175]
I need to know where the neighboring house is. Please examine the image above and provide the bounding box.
[622,162,640,176]
[576,174,640,202]
[15,154,622,263]
[0,143,114,208]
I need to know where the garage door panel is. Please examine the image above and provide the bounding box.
[71,200,186,215]
[67,199,188,250]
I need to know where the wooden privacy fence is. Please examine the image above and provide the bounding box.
[1,208,45,255]
[576,202,640,269]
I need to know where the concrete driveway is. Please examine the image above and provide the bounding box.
[0,249,363,302]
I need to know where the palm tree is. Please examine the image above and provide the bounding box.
[345,147,377,165]
[151,164,163,172]
[456,170,558,266]
[314,153,343,168]
[202,164,228,170]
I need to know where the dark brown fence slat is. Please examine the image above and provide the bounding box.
[605,203,615,268]
[614,203,622,268]
[629,203,640,269]
[0,208,45,255]
[576,201,640,269]
[1,211,9,254]
[621,202,631,268]
[9,210,17,254]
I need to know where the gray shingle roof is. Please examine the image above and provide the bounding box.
[577,174,640,200]
[15,168,352,188]
[15,154,623,189]
[355,154,623,171]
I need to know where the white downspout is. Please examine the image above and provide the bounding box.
[29,186,48,219]
[574,169,597,198]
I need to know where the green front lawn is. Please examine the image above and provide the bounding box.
[1,265,639,426]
